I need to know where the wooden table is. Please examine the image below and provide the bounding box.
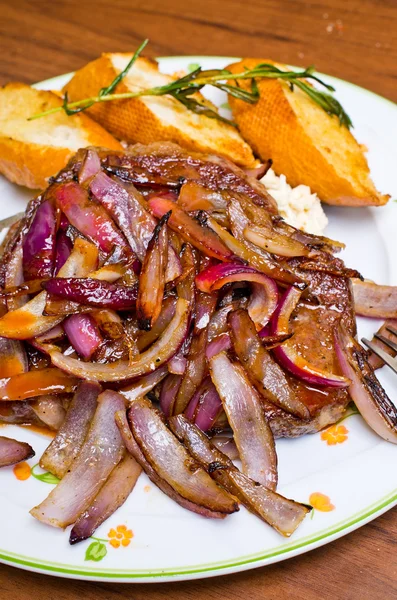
[1,0,397,598]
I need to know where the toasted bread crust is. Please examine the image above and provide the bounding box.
[0,83,123,189]
[63,54,256,168]
[227,59,389,207]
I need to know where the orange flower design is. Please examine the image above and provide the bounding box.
[13,461,31,481]
[309,492,335,512]
[321,424,348,445]
[108,525,134,549]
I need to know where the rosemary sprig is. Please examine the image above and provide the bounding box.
[29,40,352,128]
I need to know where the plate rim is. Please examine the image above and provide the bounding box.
[2,55,397,583]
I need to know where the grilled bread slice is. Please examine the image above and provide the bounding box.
[0,83,123,189]
[63,54,256,168]
[226,59,389,207]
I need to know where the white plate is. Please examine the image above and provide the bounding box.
[0,56,397,583]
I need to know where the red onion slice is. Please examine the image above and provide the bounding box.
[197,262,279,329]
[209,351,278,490]
[205,333,232,360]
[44,278,138,310]
[170,416,310,536]
[90,171,153,260]
[137,212,169,330]
[228,309,310,419]
[54,230,73,274]
[173,328,208,414]
[352,279,397,318]
[137,296,176,351]
[211,435,239,460]
[115,410,229,519]
[271,287,350,388]
[30,390,125,528]
[29,395,67,431]
[120,367,168,403]
[63,314,102,360]
[40,381,101,478]
[243,225,310,258]
[23,200,57,281]
[5,241,27,310]
[78,149,101,184]
[149,197,233,260]
[335,325,397,443]
[0,368,78,401]
[168,350,187,375]
[69,453,141,544]
[193,377,223,432]
[0,436,35,468]
[47,298,190,382]
[128,397,238,514]
[178,181,228,212]
[160,373,182,417]
[51,181,131,257]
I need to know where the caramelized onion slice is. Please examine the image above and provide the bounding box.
[44,278,138,310]
[149,197,233,261]
[173,328,208,415]
[119,367,168,404]
[352,279,397,319]
[170,416,310,536]
[23,199,57,281]
[196,262,278,329]
[209,351,278,490]
[47,298,190,382]
[115,410,229,519]
[51,181,130,257]
[229,309,309,419]
[137,212,169,330]
[0,436,35,468]
[128,397,238,514]
[30,390,125,528]
[335,325,397,443]
[207,215,304,288]
[69,453,141,544]
[271,287,350,388]
[40,382,101,478]
[63,314,102,359]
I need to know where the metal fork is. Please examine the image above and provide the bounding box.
[362,327,397,373]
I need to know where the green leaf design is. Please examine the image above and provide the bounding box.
[31,464,60,485]
[220,102,231,110]
[188,62,200,73]
[85,541,108,562]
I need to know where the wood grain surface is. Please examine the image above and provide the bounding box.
[0,0,397,598]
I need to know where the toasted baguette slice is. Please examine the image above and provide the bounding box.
[63,54,256,168]
[0,83,123,189]
[226,59,389,207]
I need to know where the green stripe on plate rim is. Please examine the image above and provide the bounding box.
[1,487,397,579]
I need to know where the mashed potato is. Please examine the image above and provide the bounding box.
[260,168,328,235]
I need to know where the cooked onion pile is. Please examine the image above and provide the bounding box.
[1,142,396,541]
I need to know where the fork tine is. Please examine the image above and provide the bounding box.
[374,333,397,353]
[386,326,397,338]
[362,338,397,374]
